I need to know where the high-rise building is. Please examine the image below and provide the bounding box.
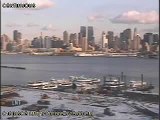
[81,37,88,51]
[63,31,69,44]
[87,26,94,45]
[113,36,120,50]
[80,26,87,49]
[120,28,132,50]
[107,31,114,48]
[131,28,137,50]
[153,34,159,44]
[102,32,108,48]
[69,33,77,45]
[31,37,42,48]
[13,30,22,43]
[78,32,82,47]
[44,36,52,49]
[80,26,86,37]
[134,34,141,51]
[1,34,9,51]
[143,33,154,45]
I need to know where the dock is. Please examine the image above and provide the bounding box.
[1,66,26,70]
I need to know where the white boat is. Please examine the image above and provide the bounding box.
[27,81,50,87]
[41,84,58,90]
[69,76,101,84]
[105,53,137,57]
[74,52,105,57]
[128,81,154,91]
[129,81,147,88]
[103,76,125,90]
[31,52,53,55]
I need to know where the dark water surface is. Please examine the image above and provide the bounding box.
[1,54,159,93]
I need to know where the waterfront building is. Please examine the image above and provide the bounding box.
[145,42,150,51]
[78,33,82,47]
[81,37,88,51]
[44,36,52,49]
[143,33,154,45]
[87,26,94,45]
[107,31,114,49]
[120,28,132,50]
[51,39,64,48]
[80,26,87,49]
[153,34,159,44]
[102,31,108,48]
[1,34,10,51]
[13,30,22,44]
[80,26,87,37]
[113,36,120,51]
[69,33,77,46]
[31,37,41,48]
[63,31,69,44]
[134,34,141,51]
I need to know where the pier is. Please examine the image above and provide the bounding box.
[1,66,26,70]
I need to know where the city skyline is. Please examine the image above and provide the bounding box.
[1,0,159,41]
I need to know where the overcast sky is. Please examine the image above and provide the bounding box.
[1,0,159,41]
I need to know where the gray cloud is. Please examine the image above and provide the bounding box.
[41,24,56,31]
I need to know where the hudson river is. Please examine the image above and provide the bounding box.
[1,54,159,93]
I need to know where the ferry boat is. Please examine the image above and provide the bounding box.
[102,76,125,91]
[31,52,53,56]
[74,52,105,57]
[69,76,101,84]
[105,53,137,57]
[27,81,50,88]
[40,84,58,90]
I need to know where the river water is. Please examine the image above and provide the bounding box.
[1,54,159,93]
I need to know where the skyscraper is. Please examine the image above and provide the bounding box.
[107,31,114,48]
[69,33,77,45]
[80,26,86,37]
[13,30,22,44]
[79,26,88,51]
[81,37,88,51]
[153,34,159,44]
[143,33,153,45]
[134,34,141,51]
[1,34,9,51]
[120,28,132,50]
[87,26,94,45]
[63,31,69,44]
[131,28,137,50]
[102,31,108,48]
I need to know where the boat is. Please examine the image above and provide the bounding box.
[27,81,50,88]
[105,53,137,58]
[128,74,154,91]
[102,76,125,91]
[128,81,154,91]
[31,52,53,56]
[69,76,101,84]
[40,84,58,90]
[74,52,105,57]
